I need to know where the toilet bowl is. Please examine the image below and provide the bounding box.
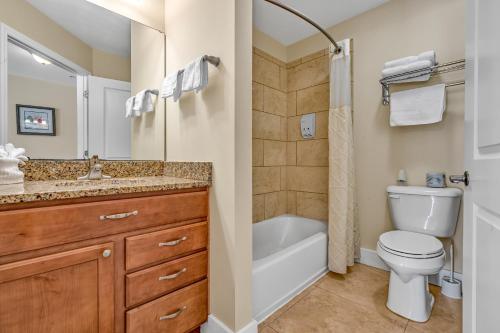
[377,230,445,322]
[378,186,462,322]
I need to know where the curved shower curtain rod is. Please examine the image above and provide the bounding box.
[263,0,342,54]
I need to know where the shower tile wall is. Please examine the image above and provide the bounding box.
[253,48,288,222]
[287,49,330,221]
[253,47,330,223]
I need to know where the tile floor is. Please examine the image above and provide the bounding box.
[258,264,462,333]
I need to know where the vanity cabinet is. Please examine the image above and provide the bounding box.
[0,188,209,333]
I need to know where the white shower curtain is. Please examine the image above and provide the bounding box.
[328,40,360,274]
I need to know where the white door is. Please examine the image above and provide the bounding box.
[463,0,500,332]
[88,76,131,160]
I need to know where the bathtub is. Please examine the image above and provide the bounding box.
[252,214,328,323]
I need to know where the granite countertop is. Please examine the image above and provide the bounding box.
[0,176,211,205]
[0,161,212,205]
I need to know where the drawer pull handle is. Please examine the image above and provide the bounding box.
[159,306,186,320]
[159,268,187,281]
[159,236,188,247]
[100,210,138,221]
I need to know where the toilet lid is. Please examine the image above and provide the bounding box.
[379,231,444,258]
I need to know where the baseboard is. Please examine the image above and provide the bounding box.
[201,315,258,333]
[356,247,390,271]
[357,247,463,287]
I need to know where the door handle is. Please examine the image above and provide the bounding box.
[449,171,469,186]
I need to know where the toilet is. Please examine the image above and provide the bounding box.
[377,185,462,322]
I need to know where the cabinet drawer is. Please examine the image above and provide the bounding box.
[126,222,208,270]
[126,279,208,333]
[0,191,208,256]
[126,251,208,307]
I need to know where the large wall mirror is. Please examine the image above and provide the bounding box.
[0,0,166,160]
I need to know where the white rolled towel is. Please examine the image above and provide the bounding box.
[382,60,433,82]
[384,50,436,69]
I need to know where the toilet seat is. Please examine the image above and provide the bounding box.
[378,231,444,259]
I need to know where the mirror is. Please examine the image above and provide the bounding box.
[0,0,166,160]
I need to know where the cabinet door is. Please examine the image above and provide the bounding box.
[0,243,115,333]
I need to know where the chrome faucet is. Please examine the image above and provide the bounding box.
[78,155,111,180]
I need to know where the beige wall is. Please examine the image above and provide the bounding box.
[130,21,165,160]
[8,75,77,159]
[285,0,465,272]
[253,29,287,63]
[85,0,164,32]
[165,0,253,330]
[252,48,288,223]
[92,49,131,82]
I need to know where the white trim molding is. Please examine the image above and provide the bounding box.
[201,315,258,333]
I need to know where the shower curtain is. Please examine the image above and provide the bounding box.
[328,40,360,274]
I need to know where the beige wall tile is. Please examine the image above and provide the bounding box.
[280,67,287,92]
[287,116,301,141]
[297,83,329,115]
[287,92,297,117]
[253,111,281,140]
[253,47,285,67]
[297,139,329,166]
[316,111,329,139]
[300,49,327,63]
[253,139,264,166]
[287,55,329,91]
[263,87,287,117]
[252,82,264,111]
[287,191,297,215]
[280,117,288,141]
[281,166,287,190]
[253,194,265,223]
[253,54,280,90]
[297,192,328,221]
[287,142,297,165]
[286,58,301,69]
[263,140,286,166]
[287,166,328,194]
[265,191,287,219]
[253,166,281,194]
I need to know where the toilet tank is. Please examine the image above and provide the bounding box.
[387,186,462,237]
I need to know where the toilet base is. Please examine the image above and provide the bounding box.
[386,271,434,322]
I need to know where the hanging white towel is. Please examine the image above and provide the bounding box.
[390,84,446,127]
[133,90,155,114]
[384,50,436,69]
[160,70,183,101]
[125,96,137,118]
[382,60,433,83]
[182,56,208,93]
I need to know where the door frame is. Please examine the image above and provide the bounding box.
[0,23,90,157]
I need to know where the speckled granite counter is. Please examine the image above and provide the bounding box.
[0,161,212,205]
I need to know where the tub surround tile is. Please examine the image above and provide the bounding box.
[253,54,281,90]
[287,191,297,215]
[287,55,329,92]
[253,82,264,111]
[286,142,297,166]
[253,47,286,68]
[280,117,288,141]
[286,166,328,194]
[297,83,330,115]
[280,167,287,191]
[264,87,287,117]
[253,194,266,223]
[253,167,281,195]
[300,49,328,63]
[264,191,287,219]
[253,139,264,166]
[296,139,329,167]
[296,192,328,221]
[287,92,297,117]
[253,111,282,141]
[263,141,286,166]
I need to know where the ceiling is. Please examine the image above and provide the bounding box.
[26,0,131,57]
[8,41,76,87]
[253,0,388,45]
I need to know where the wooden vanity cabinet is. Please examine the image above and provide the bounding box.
[0,188,209,333]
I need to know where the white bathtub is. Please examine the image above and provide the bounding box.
[252,214,328,323]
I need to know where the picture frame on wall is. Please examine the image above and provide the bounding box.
[16,104,56,136]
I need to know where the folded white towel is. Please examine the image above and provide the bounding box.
[384,50,436,69]
[390,84,446,127]
[383,60,432,83]
[160,70,183,101]
[125,96,137,118]
[182,56,208,93]
[133,89,155,114]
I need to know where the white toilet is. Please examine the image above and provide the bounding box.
[377,185,462,322]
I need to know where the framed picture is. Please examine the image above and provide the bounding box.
[16,105,56,136]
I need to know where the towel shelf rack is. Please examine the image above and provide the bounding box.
[380,59,465,105]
